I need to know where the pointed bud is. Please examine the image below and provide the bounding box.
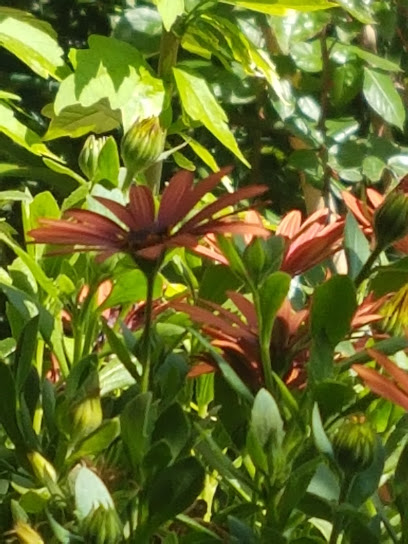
[79,134,107,180]
[81,505,123,544]
[373,191,408,251]
[332,414,376,474]
[380,283,408,336]
[27,451,57,486]
[121,117,164,176]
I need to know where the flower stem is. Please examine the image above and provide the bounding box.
[140,271,156,393]
[355,245,382,287]
[329,475,354,544]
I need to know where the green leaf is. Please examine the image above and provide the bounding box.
[0,7,69,80]
[153,403,190,462]
[250,388,284,448]
[146,457,205,530]
[344,212,370,280]
[218,0,337,15]
[173,66,249,166]
[199,264,242,304]
[312,403,333,457]
[94,136,120,185]
[53,35,164,132]
[68,419,120,463]
[0,362,23,447]
[363,68,406,130]
[309,275,356,382]
[72,465,114,519]
[258,272,291,350]
[14,315,39,394]
[311,275,357,347]
[330,62,362,107]
[43,100,122,140]
[290,40,322,72]
[101,270,163,309]
[120,392,157,471]
[155,0,184,31]
[335,0,375,23]
[42,158,87,186]
[0,103,59,159]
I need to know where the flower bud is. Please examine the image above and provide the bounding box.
[121,117,164,175]
[332,414,376,474]
[27,451,57,486]
[373,191,408,251]
[79,135,107,180]
[81,505,123,544]
[71,393,103,441]
[380,283,408,336]
[13,520,44,544]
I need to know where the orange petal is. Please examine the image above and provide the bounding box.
[367,349,408,395]
[353,364,408,411]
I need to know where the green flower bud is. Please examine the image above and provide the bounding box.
[332,414,376,474]
[69,369,102,441]
[373,191,408,251]
[71,393,102,441]
[380,283,408,336]
[13,520,44,544]
[81,505,123,544]
[79,134,107,180]
[121,117,164,175]
[27,451,57,486]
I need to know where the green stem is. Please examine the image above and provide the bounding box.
[140,271,156,393]
[329,476,354,544]
[355,245,382,287]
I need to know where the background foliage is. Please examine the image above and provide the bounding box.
[1,0,408,543]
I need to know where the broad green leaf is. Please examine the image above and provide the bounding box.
[311,275,356,347]
[152,403,190,461]
[270,11,329,55]
[363,68,405,130]
[258,272,291,350]
[0,190,32,202]
[120,392,157,471]
[68,419,120,462]
[146,457,205,530]
[155,0,184,30]
[335,0,375,23]
[113,6,162,57]
[0,362,23,447]
[43,100,122,141]
[94,136,120,185]
[101,270,163,309]
[22,190,60,261]
[199,264,242,304]
[0,7,69,80]
[344,212,370,280]
[250,388,284,448]
[290,40,322,72]
[53,35,164,132]
[0,103,59,159]
[330,63,362,107]
[173,66,249,166]
[219,0,337,15]
[388,154,408,179]
[72,465,114,519]
[348,45,401,72]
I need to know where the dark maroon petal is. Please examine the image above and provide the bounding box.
[128,185,155,229]
[158,170,194,229]
[94,196,138,230]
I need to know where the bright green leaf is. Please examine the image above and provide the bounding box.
[0,7,69,80]
[155,0,184,31]
[219,0,337,15]
[363,68,406,130]
[173,66,249,166]
[0,102,59,159]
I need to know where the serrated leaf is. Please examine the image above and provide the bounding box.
[173,66,249,166]
[363,68,405,130]
[0,7,69,80]
[53,35,164,131]
[43,100,122,141]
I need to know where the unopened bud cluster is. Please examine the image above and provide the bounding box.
[332,414,376,474]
